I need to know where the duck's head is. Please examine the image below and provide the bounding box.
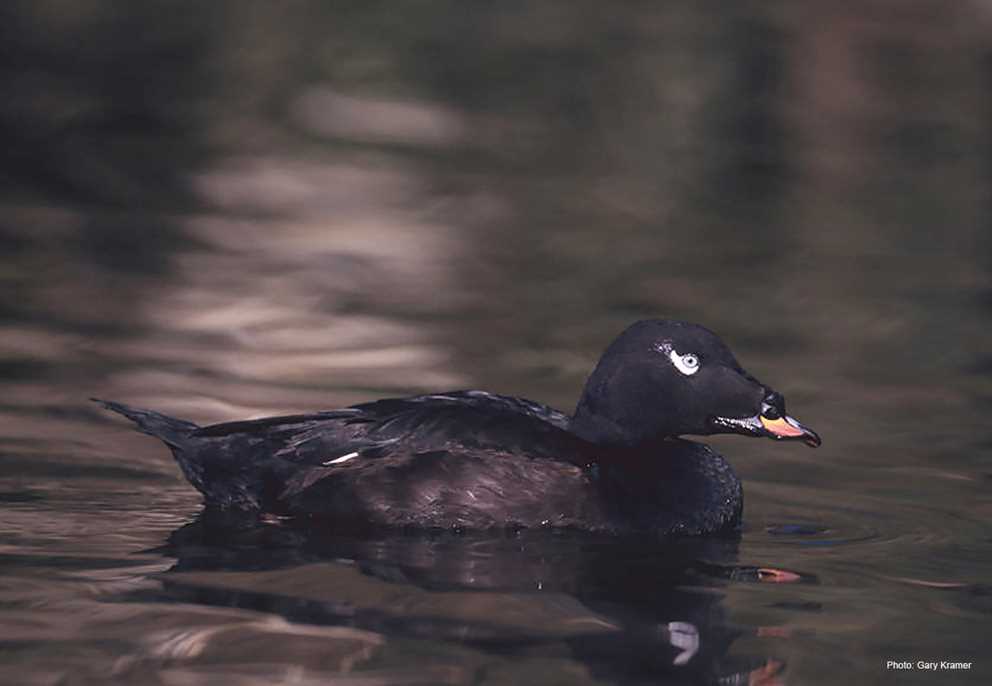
[572,319,821,449]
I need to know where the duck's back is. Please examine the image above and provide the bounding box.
[173,391,595,522]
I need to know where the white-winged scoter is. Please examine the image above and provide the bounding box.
[96,319,820,535]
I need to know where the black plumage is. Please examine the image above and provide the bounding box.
[96,319,820,535]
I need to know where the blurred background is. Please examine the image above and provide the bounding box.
[1,1,990,684]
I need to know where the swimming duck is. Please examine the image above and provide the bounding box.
[96,319,819,535]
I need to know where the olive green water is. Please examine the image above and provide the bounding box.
[1,2,990,684]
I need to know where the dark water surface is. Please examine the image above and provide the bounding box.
[2,2,991,684]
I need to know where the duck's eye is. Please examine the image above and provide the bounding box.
[670,350,700,376]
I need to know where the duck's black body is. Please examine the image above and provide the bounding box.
[98,320,819,535]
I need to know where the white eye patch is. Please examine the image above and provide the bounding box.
[670,350,700,375]
[655,342,700,376]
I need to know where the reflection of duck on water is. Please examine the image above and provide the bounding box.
[153,517,797,684]
[98,319,819,535]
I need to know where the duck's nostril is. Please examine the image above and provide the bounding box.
[762,391,786,419]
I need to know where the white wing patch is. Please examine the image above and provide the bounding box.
[322,451,359,466]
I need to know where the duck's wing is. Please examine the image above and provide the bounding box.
[190,391,577,468]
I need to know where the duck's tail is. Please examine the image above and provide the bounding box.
[93,398,266,511]
[93,398,199,448]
